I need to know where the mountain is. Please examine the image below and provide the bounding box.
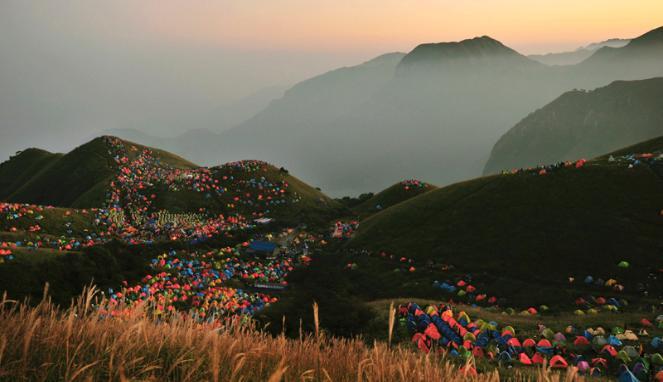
[211,39,557,196]
[352,180,436,216]
[349,137,663,305]
[397,36,542,73]
[529,38,630,66]
[0,137,341,224]
[103,128,228,167]
[575,27,663,79]
[99,85,287,166]
[0,137,197,208]
[108,27,663,197]
[216,85,287,130]
[483,77,663,174]
[0,148,63,201]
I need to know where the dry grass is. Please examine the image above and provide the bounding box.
[0,288,583,382]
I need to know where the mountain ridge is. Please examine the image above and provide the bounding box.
[349,135,663,305]
[93,26,663,196]
[483,77,663,174]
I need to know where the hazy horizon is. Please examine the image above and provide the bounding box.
[2,0,662,189]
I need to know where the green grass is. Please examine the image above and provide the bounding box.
[0,137,344,228]
[352,181,437,217]
[0,241,150,305]
[208,162,346,227]
[484,77,663,174]
[0,148,63,201]
[0,137,199,209]
[4,138,116,207]
[349,150,663,308]
[603,135,663,158]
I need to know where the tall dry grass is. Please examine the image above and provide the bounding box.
[0,287,581,382]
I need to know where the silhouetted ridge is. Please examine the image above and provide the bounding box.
[396,36,539,73]
[629,26,663,46]
[483,78,663,174]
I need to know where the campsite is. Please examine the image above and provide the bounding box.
[0,134,662,381]
[3,7,663,380]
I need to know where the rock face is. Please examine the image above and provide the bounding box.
[483,78,663,174]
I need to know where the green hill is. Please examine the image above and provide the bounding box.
[147,160,344,225]
[349,138,663,306]
[0,149,63,201]
[0,137,197,208]
[0,137,342,226]
[353,180,436,216]
[604,135,663,157]
[484,77,663,174]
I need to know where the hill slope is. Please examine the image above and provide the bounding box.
[528,38,630,66]
[484,77,663,174]
[0,149,63,201]
[353,180,436,216]
[0,137,342,226]
[0,137,197,208]
[349,138,663,304]
[579,27,663,68]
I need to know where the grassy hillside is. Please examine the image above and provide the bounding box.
[0,149,63,201]
[353,180,436,216]
[605,135,663,157]
[0,137,198,208]
[212,161,342,225]
[349,139,663,306]
[0,137,343,229]
[484,78,663,174]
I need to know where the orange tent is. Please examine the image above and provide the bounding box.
[550,355,568,368]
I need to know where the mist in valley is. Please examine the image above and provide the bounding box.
[2,1,663,196]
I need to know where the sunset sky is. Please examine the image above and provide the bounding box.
[1,0,662,158]
[11,0,658,53]
[132,0,663,54]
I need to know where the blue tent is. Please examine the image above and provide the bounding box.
[248,241,277,253]
[618,369,640,382]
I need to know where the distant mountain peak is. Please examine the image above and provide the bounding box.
[629,25,663,46]
[407,35,516,59]
[397,35,536,72]
[579,26,663,65]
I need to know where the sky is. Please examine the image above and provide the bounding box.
[1,0,662,160]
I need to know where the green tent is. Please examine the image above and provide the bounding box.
[617,260,630,268]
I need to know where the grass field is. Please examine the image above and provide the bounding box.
[348,158,663,308]
[352,181,437,218]
[0,287,590,382]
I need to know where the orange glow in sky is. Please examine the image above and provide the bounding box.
[131,0,663,54]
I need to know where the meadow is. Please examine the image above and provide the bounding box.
[0,286,583,382]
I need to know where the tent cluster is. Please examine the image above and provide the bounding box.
[331,221,359,239]
[106,228,319,320]
[104,137,297,222]
[576,274,626,292]
[502,150,663,178]
[500,159,588,176]
[0,203,107,253]
[401,302,663,379]
[608,152,663,169]
[0,139,310,261]
[569,257,663,313]
[433,279,500,308]
[212,160,302,212]
[0,247,13,263]
[343,249,427,274]
[399,179,431,191]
